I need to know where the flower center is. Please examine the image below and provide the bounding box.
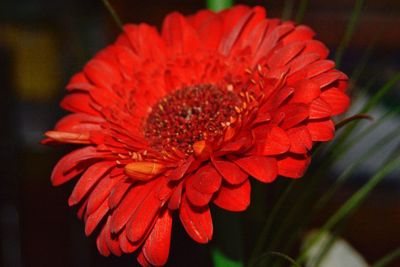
[144,84,242,154]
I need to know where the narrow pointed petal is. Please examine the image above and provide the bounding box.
[143,209,173,266]
[179,196,213,244]
[85,198,109,236]
[69,161,114,206]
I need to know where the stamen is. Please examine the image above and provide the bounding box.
[144,84,242,155]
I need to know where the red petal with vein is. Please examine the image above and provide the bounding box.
[281,25,315,44]
[291,80,321,104]
[320,88,350,115]
[103,217,122,256]
[85,198,109,236]
[96,225,110,257]
[234,156,278,183]
[66,72,96,91]
[109,182,154,234]
[280,103,309,129]
[212,158,248,185]
[168,182,183,210]
[253,125,290,155]
[307,120,335,141]
[126,190,162,243]
[277,154,311,178]
[119,230,140,253]
[51,146,99,186]
[287,126,312,154]
[191,165,222,194]
[213,180,251,212]
[312,70,347,88]
[143,210,173,266]
[108,180,131,210]
[186,176,213,207]
[86,176,120,215]
[84,59,122,89]
[162,12,199,54]
[60,92,99,116]
[267,41,305,68]
[69,161,114,206]
[309,98,332,119]
[179,196,213,244]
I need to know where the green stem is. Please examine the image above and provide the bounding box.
[101,0,123,30]
[207,0,233,12]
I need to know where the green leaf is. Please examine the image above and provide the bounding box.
[207,0,233,11]
[296,152,400,265]
[335,0,365,68]
[212,247,243,267]
[372,247,400,267]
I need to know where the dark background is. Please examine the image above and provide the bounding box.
[0,0,399,266]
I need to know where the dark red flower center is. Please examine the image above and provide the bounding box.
[144,84,242,154]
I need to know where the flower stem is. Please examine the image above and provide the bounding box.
[101,0,123,31]
[207,0,233,12]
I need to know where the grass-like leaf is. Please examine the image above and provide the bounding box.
[372,247,400,267]
[207,0,233,11]
[295,151,400,265]
[335,0,365,68]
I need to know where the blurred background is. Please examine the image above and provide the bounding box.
[0,0,399,266]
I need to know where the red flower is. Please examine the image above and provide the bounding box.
[44,5,350,266]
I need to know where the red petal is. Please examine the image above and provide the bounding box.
[291,80,321,104]
[119,229,140,253]
[109,181,154,234]
[307,120,335,141]
[287,52,320,74]
[191,165,222,194]
[254,23,294,64]
[280,103,309,129]
[234,156,278,183]
[168,182,183,210]
[108,180,131,210]
[168,157,194,181]
[86,175,120,215]
[287,126,312,154]
[211,157,248,185]
[162,12,199,54]
[219,9,255,55]
[51,146,99,186]
[126,186,162,243]
[253,125,290,155]
[303,40,329,59]
[312,70,347,89]
[68,161,114,206]
[60,92,99,116]
[267,41,305,68]
[281,25,315,44]
[213,180,251,212]
[186,176,213,207]
[304,60,335,78]
[96,224,111,257]
[309,97,332,119]
[179,196,213,244]
[143,209,173,266]
[84,59,122,90]
[55,113,103,133]
[277,154,311,178]
[320,88,350,115]
[103,217,122,256]
[66,72,96,91]
[85,198,109,236]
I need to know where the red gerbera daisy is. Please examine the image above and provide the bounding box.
[44,5,350,266]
